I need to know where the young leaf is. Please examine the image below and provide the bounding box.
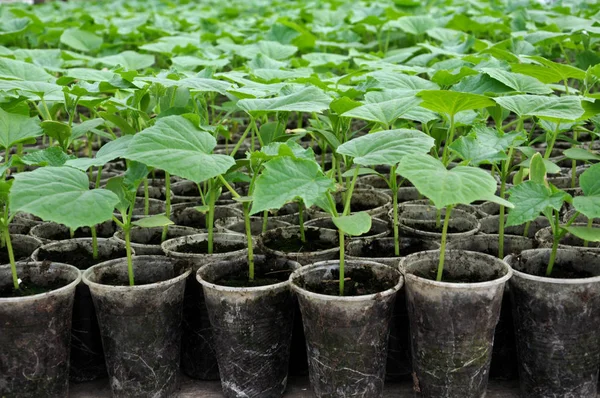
[14,147,75,167]
[417,90,495,117]
[0,108,43,150]
[494,95,584,121]
[132,215,174,228]
[66,135,133,171]
[481,68,552,94]
[564,226,600,242]
[336,129,434,166]
[332,212,372,236]
[251,157,335,215]
[449,125,525,166]
[506,181,568,227]
[573,163,600,219]
[60,28,103,52]
[126,115,235,183]
[340,96,422,127]
[237,86,331,114]
[10,167,119,229]
[563,148,600,161]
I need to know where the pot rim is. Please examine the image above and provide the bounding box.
[258,225,339,256]
[506,248,600,284]
[401,249,513,288]
[0,261,82,302]
[81,254,191,291]
[113,225,202,244]
[161,232,250,258]
[31,237,130,262]
[289,259,404,302]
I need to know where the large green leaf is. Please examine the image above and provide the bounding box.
[0,57,54,82]
[340,96,422,127]
[506,181,568,227]
[96,51,155,70]
[369,71,439,92]
[417,90,495,117]
[0,108,43,150]
[66,135,133,170]
[450,125,525,166]
[251,157,335,215]
[332,212,372,236]
[237,86,331,114]
[336,129,434,166]
[398,154,511,209]
[573,163,600,219]
[387,15,436,35]
[9,166,119,229]
[60,28,103,52]
[125,115,234,183]
[481,68,552,94]
[14,147,75,167]
[564,227,600,242]
[494,95,584,121]
[563,148,600,161]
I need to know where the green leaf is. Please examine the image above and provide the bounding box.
[71,118,105,140]
[563,148,600,161]
[506,180,567,227]
[105,176,133,216]
[251,157,335,215]
[67,135,133,171]
[0,108,43,150]
[237,86,331,114]
[573,163,600,219]
[60,28,103,53]
[126,115,235,183]
[132,215,174,228]
[340,96,422,127]
[0,57,54,82]
[449,125,525,166]
[481,68,552,94]
[529,153,546,184]
[332,212,371,236]
[40,120,71,147]
[417,90,495,117]
[388,15,436,35]
[0,179,12,207]
[494,95,584,121]
[336,129,434,166]
[96,51,155,70]
[14,147,75,167]
[526,56,586,81]
[565,226,600,242]
[397,154,506,209]
[10,167,119,229]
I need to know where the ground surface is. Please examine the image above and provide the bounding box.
[71,375,525,397]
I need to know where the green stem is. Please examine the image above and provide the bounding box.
[95,167,102,188]
[3,225,18,290]
[571,131,578,189]
[143,177,149,216]
[91,226,98,260]
[207,181,216,255]
[162,172,171,242]
[523,221,531,238]
[436,205,453,282]
[125,226,134,286]
[390,166,400,256]
[544,121,561,160]
[343,166,359,216]
[298,201,305,242]
[339,228,345,296]
[584,217,593,247]
[262,210,269,234]
[243,202,254,281]
[230,120,253,156]
[441,114,455,166]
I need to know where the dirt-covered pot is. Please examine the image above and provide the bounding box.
[113,225,201,255]
[12,212,43,229]
[170,180,202,204]
[162,233,248,380]
[305,216,390,241]
[223,217,290,236]
[308,189,391,219]
[171,203,242,229]
[535,224,600,252]
[400,250,512,397]
[30,220,117,244]
[505,249,600,398]
[290,260,403,398]
[258,226,339,265]
[401,200,482,219]
[0,262,81,398]
[197,255,300,398]
[117,197,166,221]
[135,178,167,200]
[0,234,42,264]
[82,255,190,398]
[479,215,551,237]
[394,204,480,241]
[562,208,598,225]
[31,238,129,382]
[346,237,440,381]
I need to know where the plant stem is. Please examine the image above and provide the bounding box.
[571,131,578,189]
[230,120,253,156]
[161,172,171,242]
[298,200,305,242]
[523,221,531,237]
[243,202,254,281]
[338,228,345,296]
[584,217,593,247]
[95,167,102,188]
[441,114,455,166]
[390,165,400,256]
[91,226,98,260]
[124,226,134,286]
[143,177,149,216]
[343,166,359,216]
[207,181,215,255]
[436,205,453,282]
[544,121,561,159]
[262,210,269,234]
[3,225,18,290]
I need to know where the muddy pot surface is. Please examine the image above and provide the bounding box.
[290,260,403,398]
[258,226,339,265]
[306,217,390,241]
[400,250,512,398]
[0,262,80,398]
[114,225,201,255]
[82,255,190,398]
[224,217,290,236]
[197,255,300,398]
[395,205,480,241]
[171,203,242,229]
[505,249,600,398]
[536,224,600,252]
[162,233,248,380]
[0,234,42,264]
[479,215,550,237]
[32,238,128,383]
[309,189,391,219]
[30,221,117,245]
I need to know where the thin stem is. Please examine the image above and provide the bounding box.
[230,120,253,156]
[342,167,359,216]
[584,217,593,247]
[544,121,561,160]
[436,205,453,282]
[338,228,345,296]
[161,172,171,242]
[207,181,215,255]
[390,166,400,256]
[3,225,18,290]
[91,226,98,260]
[125,226,135,286]
[262,210,269,234]
[441,114,455,166]
[243,202,254,281]
[523,221,531,238]
[217,175,241,198]
[95,167,102,188]
[571,131,578,189]
[143,178,149,216]
[298,201,305,242]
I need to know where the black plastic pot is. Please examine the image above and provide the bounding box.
[113,225,201,255]
[400,250,512,397]
[258,226,339,265]
[197,255,300,398]
[31,238,129,383]
[162,232,248,380]
[82,255,190,398]
[0,262,81,397]
[505,249,600,398]
[290,260,403,398]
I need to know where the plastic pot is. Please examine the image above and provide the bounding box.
[400,250,512,397]
[505,249,600,398]
[82,255,190,398]
[223,217,290,236]
[478,215,550,238]
[30,220,117,245]
[113,225,201,255]
[197,255,300,398]
[305,216,390,241]
[290,260,403,398]
[394,204,480,241]
[171,203,242,229]
[308,189,391,220]
[0,234,42,264]
[535,224,600,252]
[0,262,81,397]
[258,226,339,265]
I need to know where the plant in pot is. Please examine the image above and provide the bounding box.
[396,153,514,397]
[2,163,120,396]
[505,157,600,398]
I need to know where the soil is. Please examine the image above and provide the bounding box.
[267,229,337,253]
[335,202,378,213]
[36,245,127,270]
[0,278,67,298]
[42,228,114,241]
[414,267,502,283]
[301,267,397,296]
[134,229,183,245]
[175,240,246,254]
[357,240,432,258]
[216,266,292,288]
[0,247,36,264]
[406,223,465,234]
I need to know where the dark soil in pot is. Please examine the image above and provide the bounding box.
[82,256,190,398]
[171,203,242,229]
[113,225,201,255]
[505,249,600,398]
[258,226,339,265]
[31,238,129,382]
[197,255,300,398]
[136,178,167,200]
[30,220,117,244]
[305,217,390,241]
[290,260,403,398]
[0,262,80,398]
[0,234,42,264]
[400,250,512,397]
[162,233,248,380]
[309,189,391,219]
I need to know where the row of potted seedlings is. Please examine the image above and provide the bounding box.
[1,110,600,398]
